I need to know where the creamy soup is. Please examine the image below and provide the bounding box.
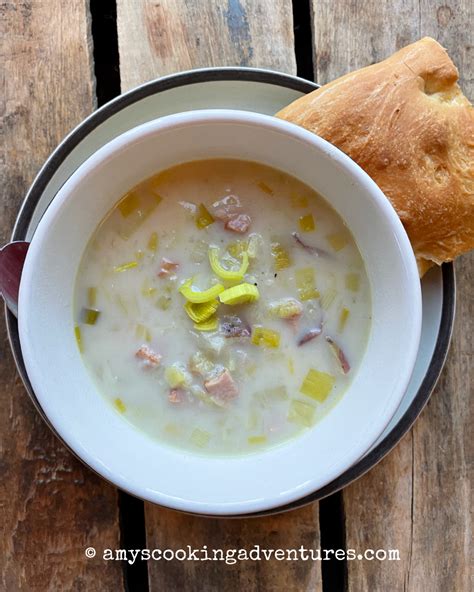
[74,159,371,455]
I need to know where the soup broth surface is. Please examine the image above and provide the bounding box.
[75,159,371,455]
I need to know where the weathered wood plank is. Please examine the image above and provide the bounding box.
[116,0,296,90]
[116,2,322,591]
[145,506,321,592]
[0,2,124,590]
[311,1,473,590]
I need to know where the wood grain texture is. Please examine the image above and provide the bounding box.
[145,506,321,592]
[311,1,473,589]
[0,2,124,590]
[116,2,321,591]
[116,0,296,91]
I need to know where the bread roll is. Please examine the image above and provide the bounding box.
[276,37,474,275]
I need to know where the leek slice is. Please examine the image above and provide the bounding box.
[118,191,140,217]
[184,299,219,323]
[147,231,158,252]
[227,239,248,259]
[268,298,302,319]
[208,247,249,282]
[339,307,350,331]
[219,283,259,305]
[300,369,335,402]
[135,324,152,342]
[156,295,171,310]
[194,315,218,331]
[271,242,291,271]
[256,181,273,195]
[290,192,309,208]
[179,279,225,303]
[346,273,360,292]
[114,261,138,273]
[327,232,348,252]
[164,364,190,388]
[195,203,214,229]
[251,326,280,348]
[320,288,337,310]
[74,325,83,352]
[295,267,319,301]
[299,213,316,232]
[190,428,211,448]
[114,397,126,413]
[287,399,315,427]
[87,287,97,307]
[82,308,100,325]
[248,435,267,445]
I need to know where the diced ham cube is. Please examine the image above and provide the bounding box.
[158,257,179,277]
[204,369,239,403]
[135,345,162,368]
[225,214,251,234]
[168,389,184,404]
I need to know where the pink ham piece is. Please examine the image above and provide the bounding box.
[225,214,251,234]
[168,389,184,404]
[204,369,239,403]
[135,345,162,368]
[158,257,179,277]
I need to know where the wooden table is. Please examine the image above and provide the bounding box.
[1,1,471,590]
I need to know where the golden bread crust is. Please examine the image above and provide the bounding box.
[276,37,474,273]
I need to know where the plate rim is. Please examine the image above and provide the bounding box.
[5,66,456,517]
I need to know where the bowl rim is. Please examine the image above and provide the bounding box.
[17,107,423,515]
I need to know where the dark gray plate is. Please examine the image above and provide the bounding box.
[5,68,455,516]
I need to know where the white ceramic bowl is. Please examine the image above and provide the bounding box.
[18,110,421,515]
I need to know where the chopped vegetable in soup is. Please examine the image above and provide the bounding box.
[74,159,371,455]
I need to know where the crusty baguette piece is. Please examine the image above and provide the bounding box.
[276,37,474,275]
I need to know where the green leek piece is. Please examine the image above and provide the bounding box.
[251,326,280,348]
[219,283,259,305]
[74,325,83,352]
[118,191,140,217]
[339,307,350,331]
[184,299,219,323]
[156,295,171,310]
[179,279,225,303]
[195,203,215,229]
[114,261,138,273]
[288,357,295,375]
[346,273,360,292]
[208,247,249,282]
[327,232,348,252]
[248,435,267,445]
[114,397,126,413]
[269,298,302,319]
[287,399,316,427]
[87,287,97,307]
[256,181,273,195]
[299,213,315,232]
[295,267,319,301]
[190,428,211,448]
[300,369,335,402]
[193,315,218,331]
[164,365,188,388]
[226,239,248,259]
[290,192,309,208]
[320,288,337,310]
[117,186,163,239]
[83,308,100,325]
[271,242,291,271]
[147,231,158,252]
[135,324,152,342]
